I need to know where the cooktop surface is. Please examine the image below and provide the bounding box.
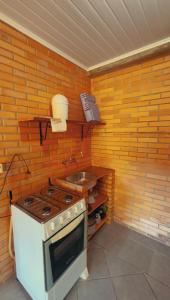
[15,186,80,222]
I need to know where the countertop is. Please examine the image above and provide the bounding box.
[83,166,113,180]
[55,165,114,195]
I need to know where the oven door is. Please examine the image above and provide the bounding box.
[44,213,86,291]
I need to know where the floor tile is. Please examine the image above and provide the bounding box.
[1,223,170,300]
[148,252,170,287]
[64,283,78,300]
[0,277,31,300]
[88,239,103,250]
[113,274,156,300]
[151,241,170,259]
[87,248,110,280]
[91,225,118,249]
[106,254,140,277]
[125,227,170,259]
[117,238,153,272]
[103,235,127,257]
[145,274,170,300]
[77,278,117,300]
[109,222,129,236]
[92,224,128,251]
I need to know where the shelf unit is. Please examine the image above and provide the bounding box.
[88,194,108,215]
[19,117,105,145]
[88,193,108,240]
[88,217,107,240]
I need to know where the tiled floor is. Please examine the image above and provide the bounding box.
[1,222,170,300]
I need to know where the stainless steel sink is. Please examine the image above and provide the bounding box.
[65,171,97,189]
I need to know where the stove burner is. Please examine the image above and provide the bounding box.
[24,197,34,206]
[64,194,73,204]
[42,206,51,216]
[47,186,57,195]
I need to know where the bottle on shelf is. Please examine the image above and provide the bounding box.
[96,204,108,219]
[95,213,101,224]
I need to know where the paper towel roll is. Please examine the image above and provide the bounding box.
[51,118,67,132]
[51,94,68,132]
[52,94,68,119]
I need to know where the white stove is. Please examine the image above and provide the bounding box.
[12,185,88,300]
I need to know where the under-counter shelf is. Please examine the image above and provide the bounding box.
[88,193,108,240]
[88,194,108,216]
[19,117,105,145]
[88,217,107,240]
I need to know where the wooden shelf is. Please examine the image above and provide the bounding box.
[19,117,105,145]
[88,217,107,240]
[20,117,105,126]
[88,193,108,216]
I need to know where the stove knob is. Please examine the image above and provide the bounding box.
[74,206,78,214]
[59,216,64,225]
[80,202,84,210]
[67,211,71,219]
[50,222,55,231]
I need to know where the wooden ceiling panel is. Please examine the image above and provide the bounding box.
[0,0,169,70]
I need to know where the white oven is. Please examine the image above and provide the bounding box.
[12,197,88,300]
[44,213,86,291]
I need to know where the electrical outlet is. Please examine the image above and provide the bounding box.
[0,164,3,174]
[0,163,6,173]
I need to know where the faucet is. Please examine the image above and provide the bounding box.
[62,155,77,166]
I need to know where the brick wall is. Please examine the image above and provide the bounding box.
[0,21,90,282]
[1,19,170,284]
[91,54,170,245]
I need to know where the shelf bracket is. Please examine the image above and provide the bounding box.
[81,124,92,139]
[86,125,92,137]
[81,125,84,140]
[44,122,49,141]
[39,121,49,145]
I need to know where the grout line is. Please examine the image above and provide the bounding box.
[78,276,113,282]
[89,241,106,250]
[102,245,112,278]
[90,241,151,277]
[143,273,159,300]
[76,284,78,300]
[111,272,144,279]
[80,272,146,282]
[111,278,118,300]
[113,221,170,255]
[144,272,170,290]
[107,222,170,259]
[89,276,112,280]
[103,246,150,275]
[111,271,144,279]
[101,243,145,279]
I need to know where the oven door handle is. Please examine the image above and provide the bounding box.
[51,213,84,244]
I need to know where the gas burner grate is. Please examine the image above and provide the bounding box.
[47,186,58,195]
[64,194,73,204]
[24,197,34,206]
[42,206,51,216]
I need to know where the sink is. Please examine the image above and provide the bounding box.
[55,171,97,192]
[65,171,97,189]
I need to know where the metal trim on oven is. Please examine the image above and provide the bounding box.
[51,214,84,244]
[43,212,87,291]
